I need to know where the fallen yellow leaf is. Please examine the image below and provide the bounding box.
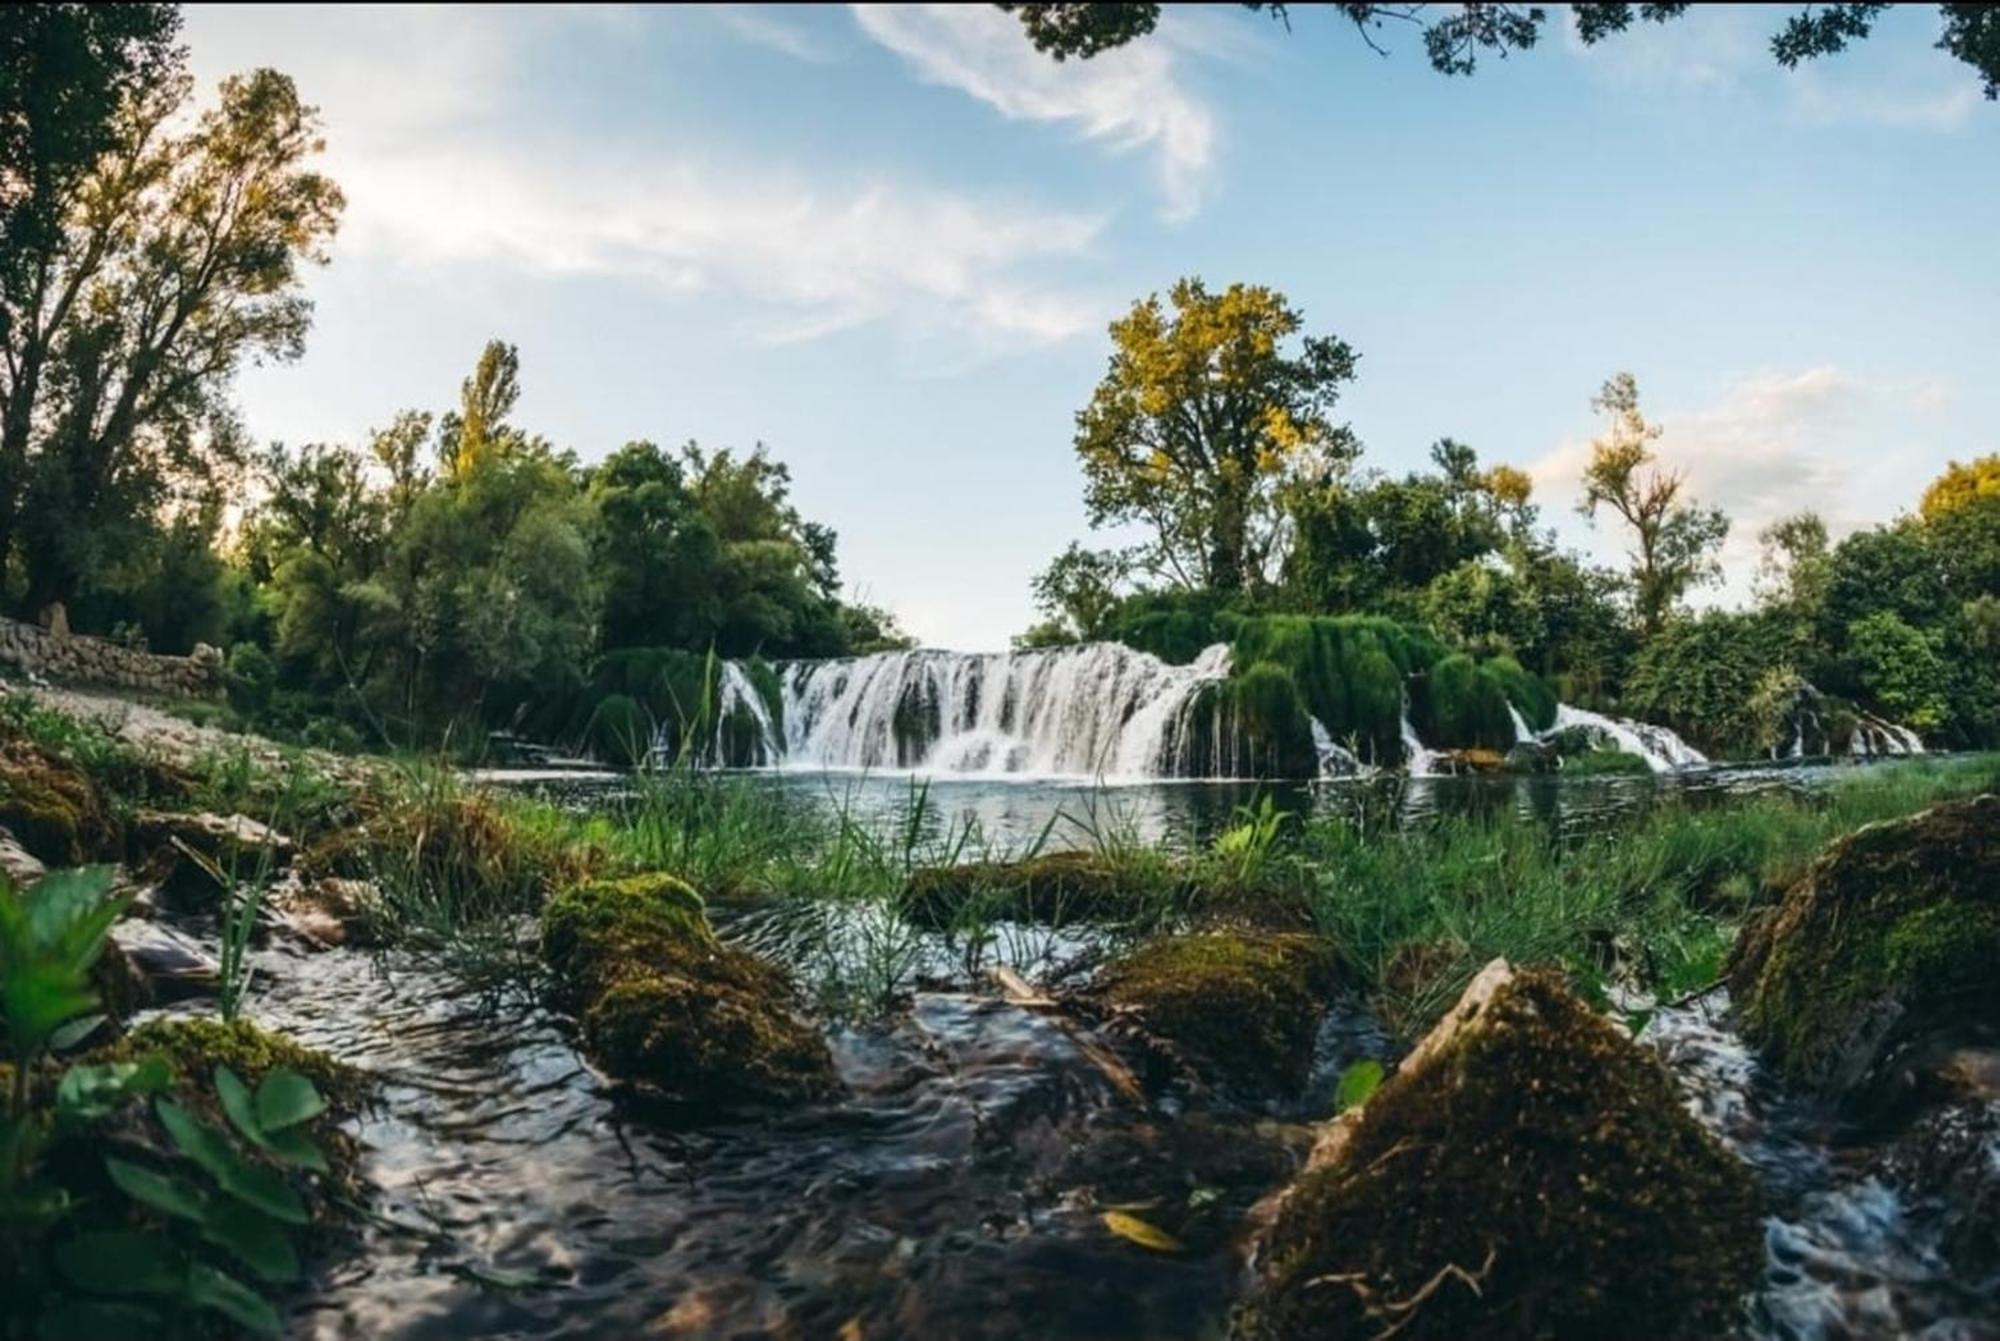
[1101,1210,1184,1254]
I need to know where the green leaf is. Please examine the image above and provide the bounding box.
[201,1200,299,1283]
[1335,1059,1385,1113]
[216,1065,268,1147]
[56,1057,171,1125]
[156,1097,309,1226]
[53,1230,181,1296]
[188,1262,283,1336]
[262,1122,329,1174]
[37,1300,162,1341]
[254,1068,326,1132]
[48,1012,108,1051]
[106,1157,207,1222]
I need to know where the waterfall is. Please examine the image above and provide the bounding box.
[1507,704,1534,745]
[774,642,1234,780]
[1550,703,1708,773]
[669,640,1718,781]
[713,661,783,765]
[1399,706,1444,778]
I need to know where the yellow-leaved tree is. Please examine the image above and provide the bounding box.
[1073,278,1359,594]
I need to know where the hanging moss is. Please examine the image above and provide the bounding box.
[1485,654,1557,732]
[1420,654,1515,751]
[1729,794,2000,1096]
[1227,661,1318,778]
[1242,968,1762,1341]
[1096,930,1338,1097]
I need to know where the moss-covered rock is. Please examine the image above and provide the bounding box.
[1241,962,1762,1341]
[542,873,837,1108]
[0,742,115,865]
[1560,748,1652,776]
[1729,794,2000,1095]
[1095,931,1337,1097]
[901,851,1180,930]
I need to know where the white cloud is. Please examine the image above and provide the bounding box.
[852,3,1216,221]
[183,5,1108,352]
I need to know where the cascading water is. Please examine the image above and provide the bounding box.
[775,642,1235,780]
[1549,702,1709,773]
[674,640,1718,780]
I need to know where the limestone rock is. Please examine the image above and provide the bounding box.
[1728,794,2000,1096]
[1241,961,1762,1341]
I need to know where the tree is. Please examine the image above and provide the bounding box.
[445,340,520,477]
[1074,278,1358,594]
[1577,373,1727,638]
[2,61,342,616]
[996,3,2000,99]
[587,440,722,650]
[1755,511,1832,617]
[1029,542,1129,642]
[1920,452,2000,521]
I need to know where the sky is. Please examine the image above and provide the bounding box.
[184,3,1999,651]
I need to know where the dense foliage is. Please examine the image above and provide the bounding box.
[1033,280,2000,759]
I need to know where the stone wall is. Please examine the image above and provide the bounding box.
[0,617,223,700]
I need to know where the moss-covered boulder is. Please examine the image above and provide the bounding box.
[1241,962,1762,1341]
[0,742,114,865]
[542,873,837,1108]
[1729,795,2000,1096]
[901,851,1180,930]
[1095,930,1337,1097]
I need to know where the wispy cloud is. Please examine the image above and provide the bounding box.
[852,3,1216,221]
[710,5,842,65]
[1559,5,1977,131]
[186,4,1107,354]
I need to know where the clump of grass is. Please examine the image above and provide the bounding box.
[1305,754,2000,1038]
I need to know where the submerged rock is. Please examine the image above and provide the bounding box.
[1241,961,1762,1341]
[1729,794,2000,1096]
[1094,930,1337,1098]
[543,873,837,1109]
[901,851,1180,930]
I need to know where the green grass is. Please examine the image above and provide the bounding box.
[1300,754,2000,1036]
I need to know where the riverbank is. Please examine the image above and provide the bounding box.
[3,684,1998,1338]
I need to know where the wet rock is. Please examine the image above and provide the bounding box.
[110,918,221,1002]
[131,807,293,905]
[1094,930,1337,1098]
[271,874,383,948]
[1729,794,2000,1097]
[901,851,1181,930]
[543,873,838,1109]
[1241,961,1762,1341]
[0,824,46,885]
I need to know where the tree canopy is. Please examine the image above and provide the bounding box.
[996,3,2000,98]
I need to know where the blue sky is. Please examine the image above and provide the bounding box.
[186,4,1998,650]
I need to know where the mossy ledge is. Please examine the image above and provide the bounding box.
[900,851,1183,930]
[541,873,838,1109]
[1729,793,2000,1096]
[1240,963,1762,1341]
[1094,930,1337,1098]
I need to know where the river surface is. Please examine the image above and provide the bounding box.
[481,756,1912,853]
[171,756,1998,1338]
